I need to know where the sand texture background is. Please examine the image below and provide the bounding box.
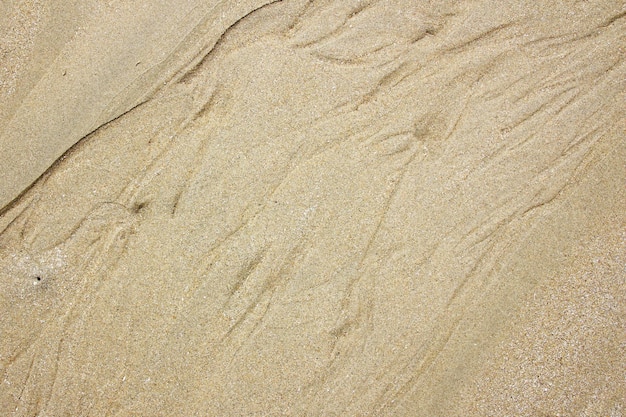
[1,1,625,416]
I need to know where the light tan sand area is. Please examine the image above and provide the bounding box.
[1,1,625,415]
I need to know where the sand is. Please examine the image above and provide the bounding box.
[1,1,625,415]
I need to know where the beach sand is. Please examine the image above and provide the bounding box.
[1,1,625,415]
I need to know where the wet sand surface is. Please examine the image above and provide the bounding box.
[1,1,625,415]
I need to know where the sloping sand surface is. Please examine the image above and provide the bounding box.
[1,1,625,415]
